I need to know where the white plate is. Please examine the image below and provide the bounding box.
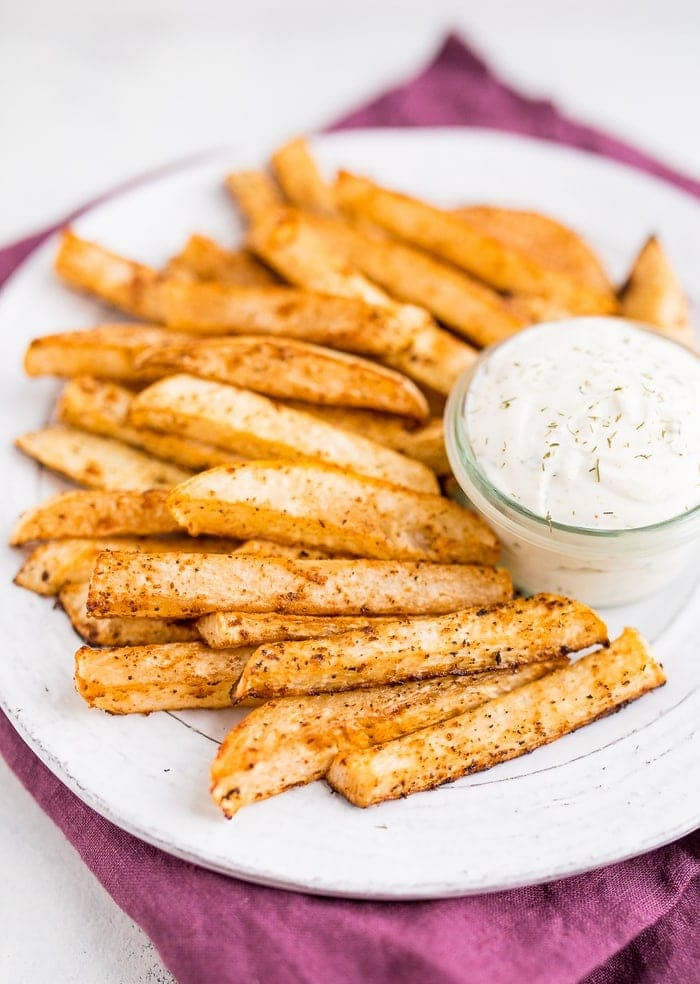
[1,129,698,899]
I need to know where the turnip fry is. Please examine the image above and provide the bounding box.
[75,641,255,713]
[198,612,406,648]
[61,582,199,646]
[166,235,279,286]
[159,279,416,350]
[24,324,183,381]
[453,205,613,296]
[235,593,607,699]
[57,377,243,471]
[86,554,513,619]
[15,535,240,596]
[54,230,167,320]
[15,426,191,490]
[224,170,284,223]
[10,489,178,545]
[129,374,439,493]
[285,403,449,474]
[271,136,337,214]
[167,461,497,563]
[327,627,665,807]
[211,660,565,816]
[619,236,694,347]
[335,172,617,314]
[136,335,429,418]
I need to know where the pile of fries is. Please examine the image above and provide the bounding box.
[12,137,677,815]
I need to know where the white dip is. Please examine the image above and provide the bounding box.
[464,318,700,531]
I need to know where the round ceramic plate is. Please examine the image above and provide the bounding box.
[1,129,698,899]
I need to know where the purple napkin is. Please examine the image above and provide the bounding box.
[1,33,698,984]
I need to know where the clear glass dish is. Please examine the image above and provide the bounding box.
[444,344,700,608]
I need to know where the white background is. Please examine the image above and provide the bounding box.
[1,1,698,981]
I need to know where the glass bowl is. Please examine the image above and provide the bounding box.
[444,336,700,608]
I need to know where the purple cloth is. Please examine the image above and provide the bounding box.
[1,32,698,984]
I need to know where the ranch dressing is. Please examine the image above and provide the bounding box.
[464,319,700,531]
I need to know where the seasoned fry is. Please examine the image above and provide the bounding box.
[235,593,607,699]
[335,172,617,314]
[10,489,178,545]
[14,535,239,596]
[327,628,665,806]
[211,660,565,815]
[247,206,477,393]
[75,641,255,713]
[305,212,526,347]
[57,377,244,471]
[61,581,199,646]
[129,375,439,493]
[55,230,167,320]
[135,335,429,418]
[167,461,497,564]
[160,279,416,349]
[271,136,337,214]
[233,539,331,560]
[285,403,449,473]
[224,170,284,222]
[248,205,388,304]
[23,324,184,381]
[198,612,401,648]
[86,554,513,619]
[453,206,613,296]
[166,234,279,286]
[15,426,191,490]
[619,236,694,347]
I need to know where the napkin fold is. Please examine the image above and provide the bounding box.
[1,32,698,984]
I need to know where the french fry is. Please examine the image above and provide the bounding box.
[135,335,429,418]
[86,554,513,619]
[453,205,613,296]
[60,582,199,646]
[619,236,694,347]
[56,377,244,471]
[235,594,607,700]
[248,205,388,304]
[159,279,417,351]
[166,234,279,286]
[23,324,184,381]
[15,426,191,490]
[335,172,618,314]
[211,660,565,815]
[304,212,526,347]
[284,403,449,473]
[327,628,665,806]
[129,375,439,493]
[75,641,255,713]
[14,535,239,596]
[247,206,477,394]
[55,230,167,320]
[271,136,337,214]
[10,489,178,545]
[167,461,498,564]
[198,612,403,648]
[233,538,331,560]
[224,170,284,222]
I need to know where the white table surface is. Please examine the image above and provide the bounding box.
[1,1,698,980]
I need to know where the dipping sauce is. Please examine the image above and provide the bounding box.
[464,318,700,530]
[445,317,700,606]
